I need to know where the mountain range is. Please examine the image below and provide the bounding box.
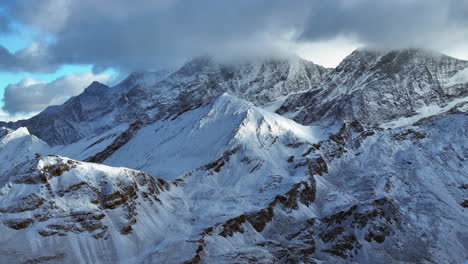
[0,49,467,264]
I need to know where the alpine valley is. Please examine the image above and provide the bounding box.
[0,49,467,264]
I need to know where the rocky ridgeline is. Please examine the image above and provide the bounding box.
[182,121,403,263]
[0,55,329,145]
[278,48,468,126]
[0,155,172,239]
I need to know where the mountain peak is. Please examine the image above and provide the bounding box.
[83,81,109,95]
[0,126,33,143]
[279,47,468,126]
[0,52,330,146]
[181,52,321,70]
[116,69,174,90]
[346,47,462,68]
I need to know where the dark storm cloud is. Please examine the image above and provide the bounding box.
[0,15,11,33]
[0,43,59,72]
[2,0,311,72]
[1,0,468,72]
[0,46,16,68]
[299,0,468,49]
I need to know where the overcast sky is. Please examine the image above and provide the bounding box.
[1,0,468,120]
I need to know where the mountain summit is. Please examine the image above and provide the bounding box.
[278,48,468,126]
[0,56,329,145]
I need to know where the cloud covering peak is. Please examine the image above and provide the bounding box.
[299,0,468,49]
[1,0,466,73]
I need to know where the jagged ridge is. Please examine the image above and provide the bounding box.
[278,48,468,126]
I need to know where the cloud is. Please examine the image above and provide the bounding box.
[2,72,110,114]
[1,0,468,72]
[0,42,59,72]
[299,0,468,51]
[295,37,363,68]
[2,0,311,71]
[0,15,11,33]
[0,109,37,122]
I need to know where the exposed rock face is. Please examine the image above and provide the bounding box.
[319,197,401,258]
[84,120,144,163]
[0,81,116,145]
[278,48,468,126]
[179,106,468,264]
[0,155,174,263]
[0,56,328,145]
[162,55,329,107]
[182,176,402,263]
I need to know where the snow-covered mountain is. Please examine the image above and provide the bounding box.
[0,94,328,263]
[0,55,328,146]
[0,127,47,173]
[0,50,467,263]
[278,48,468,126]
[189,107,468,264]
[0,155,177,264]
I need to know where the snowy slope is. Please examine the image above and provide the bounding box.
[0,92,465,263]
[0,127,48,174]
[0,94,330,263]
[186,110,468,264]
[100,93,322,178]
[0,155,180,264]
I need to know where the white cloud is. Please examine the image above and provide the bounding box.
[2,71,110,115]
[0,109,37,122]
[295,36,363,68]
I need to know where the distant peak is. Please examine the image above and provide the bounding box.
[338,47,462,72]
[175,55,217,75]
[210,93,254,112]
[0,127,31,141]
[127,68,174,79]
[83,81,109,94]
[184,52,317,68]
[351,48,384,56]
[185,55,216,66]
[335,49,383,69]
[90,80,107,87]
[353,47,453,61]
[384,48,447,59]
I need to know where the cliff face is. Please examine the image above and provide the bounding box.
[278,48,468,126]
